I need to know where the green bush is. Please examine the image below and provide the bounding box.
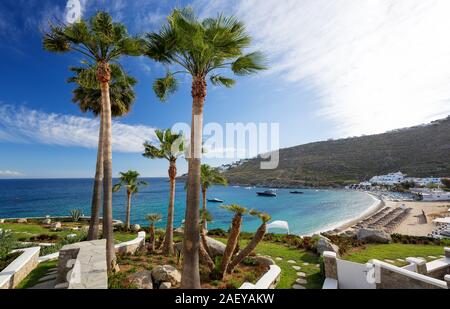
[0,230,16,260]
[39,232,87,256]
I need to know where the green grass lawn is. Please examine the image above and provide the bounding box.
[2,222,140,244]
[214,237,323,289]
[15,260,58,289]
[344,243,445,267]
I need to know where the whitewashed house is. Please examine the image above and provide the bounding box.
[370,172,406,185]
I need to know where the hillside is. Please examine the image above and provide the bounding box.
[222,117,450,188]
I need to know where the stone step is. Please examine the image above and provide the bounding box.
[295,278,307,285]
[38,274,57,283]
[29,280,55,289]
[292,266,301,271]
[297,272,306,278]
[287,260,296,264]
[292,284,306,289]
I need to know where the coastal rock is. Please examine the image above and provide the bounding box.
[131,224,141,232]
[17,218,27,223]
[174,227,184,236]
[159,282,172,289]
[129,270,153,289]
[151,265,181,286]
[205,236,226,258]
[51,222,62,230]
[357,228,391,244]
[0,219,4,224]
[252,256,275,266]
[316,236,340,256]
[42,218,52,225]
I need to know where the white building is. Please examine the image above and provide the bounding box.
[369,172,406,185]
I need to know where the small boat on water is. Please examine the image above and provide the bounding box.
[207,198,224,203]
[257,190,277,197]
[290,191,304,194]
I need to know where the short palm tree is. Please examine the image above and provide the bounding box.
[143,8,266,288]
[220,205,248,278]
[68,65,137,240]
[43,11,142,271]
[146,213,162,252]
[143,129,184,256]
[227,210,271,273]
[200,164,227,229]
[113,171,148,230]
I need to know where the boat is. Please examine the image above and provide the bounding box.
[257,190,277,197]
[207,198,224,203]
[290,191,304,194]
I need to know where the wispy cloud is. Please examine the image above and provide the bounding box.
[0,104,156,153]
[0,170,24,178]
[192,0,450,136]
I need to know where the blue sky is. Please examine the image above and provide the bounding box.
[1,0,450,178]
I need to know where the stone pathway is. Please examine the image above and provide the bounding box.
[287,260,296,264]
[292,265,301,271]
[292,266,308,289]
[302,262,309,266]
[275,257,283,261]
[28,268,57,289]
[427,256,437,259]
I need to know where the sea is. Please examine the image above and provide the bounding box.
[0,178,378,235]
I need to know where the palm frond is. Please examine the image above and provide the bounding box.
[231,52,267,76]
[210,75,235,88]
[153,74,178,101]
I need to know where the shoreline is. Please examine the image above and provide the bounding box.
[304,191,385,236]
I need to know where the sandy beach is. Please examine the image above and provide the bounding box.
[335,193,450,236]
[388,200,450,236]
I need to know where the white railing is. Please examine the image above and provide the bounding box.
[240,265,281,289]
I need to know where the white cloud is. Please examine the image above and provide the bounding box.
[0,104,156,153]
[0,170,24,177]
[192,0,450,136]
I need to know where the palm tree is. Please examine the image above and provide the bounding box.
[143,8,266,288]
[227,210,271,274]
[43,12,142,271]
[220,205,248,278]
[68,65,137,240]
[143,129,184,256]
[200,164,227,229]
[113,171,148,230]
[146,213,162,252]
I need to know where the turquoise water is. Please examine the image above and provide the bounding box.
[0,178,376,235]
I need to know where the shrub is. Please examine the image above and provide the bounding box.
[0,230,16,260]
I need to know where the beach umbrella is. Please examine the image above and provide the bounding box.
[267,220,290,234]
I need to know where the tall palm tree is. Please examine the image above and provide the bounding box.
[143,8,266,288]
[146,213,162,252]
[113,171,148,230]
[227,210,271,274]
[68,65,137,240]
[220,205,248,278]
[143,129,185,256]
[200,164,227,229]
[43,12,141,271]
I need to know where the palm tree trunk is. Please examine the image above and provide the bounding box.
[98,61,116,272]
[202,187,207,230]
[125,191,132,230]
[163,160,177,256]
[87,106,104,241]
[181,76,206,289]
[228,223,267,273]
[149,223,155,252]
[221,213,243,278]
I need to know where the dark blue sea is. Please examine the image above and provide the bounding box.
[0,178,377,235]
